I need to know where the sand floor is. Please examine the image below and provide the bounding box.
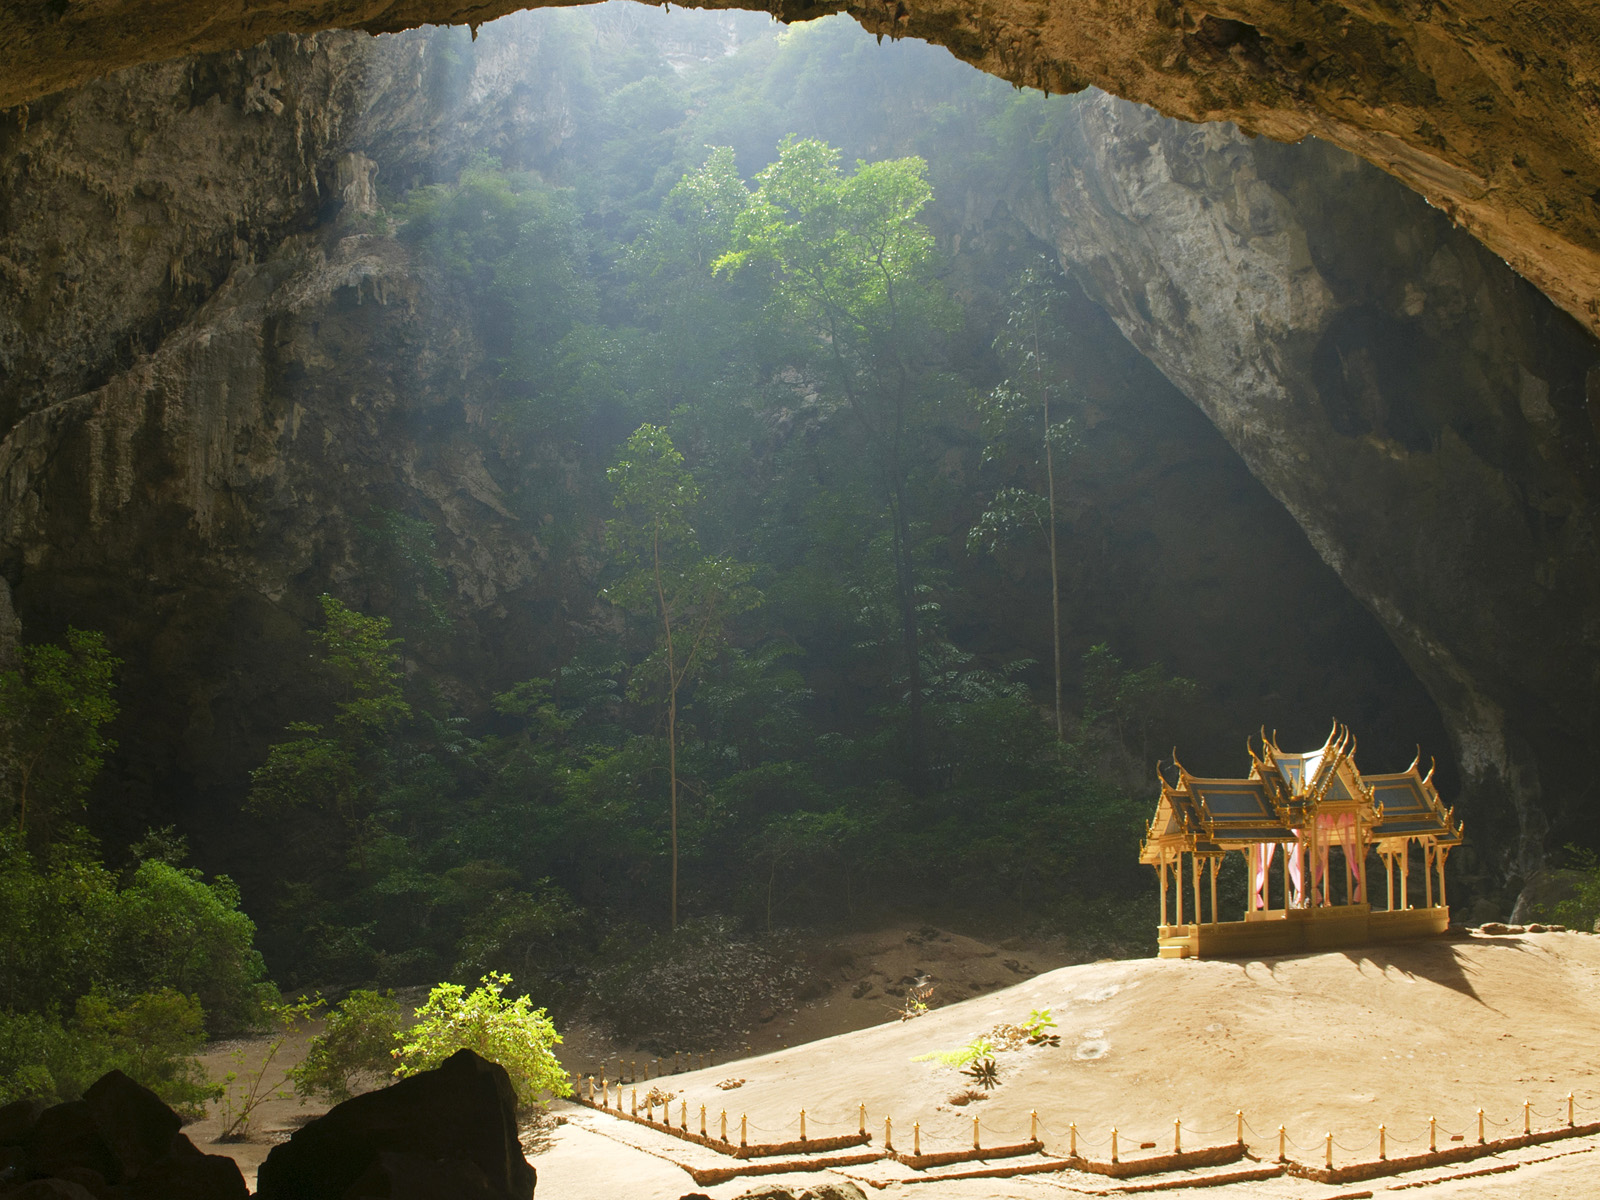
[194,927,1600,1197]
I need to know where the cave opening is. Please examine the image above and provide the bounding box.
[3,1,1600,1170]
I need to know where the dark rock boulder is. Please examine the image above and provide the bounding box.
[3,1180,99,1199]
[81,1072,179,1181]
[21,1103,119,1185]
[0,1101,42,1147]
[108,1135,248,1200]
[5,1074,245,1200]
[254,1050,534,1200]
[342,1150,509,1199]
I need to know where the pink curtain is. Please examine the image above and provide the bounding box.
[1253,842,1277,910]
[1307,813,1360,905]
[1287,835,1304,907]
[1335,816,1365,902]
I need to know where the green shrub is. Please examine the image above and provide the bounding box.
[393,973,569,1109]
[0,1009,73,1105]
[0,829,118,1013]
[913,1035,995,1068]
[111,859,273,1033]
[0,989,218,1114]
[291,989,402,1104]
[1553,847,1600,931]
[73,988,220,1117]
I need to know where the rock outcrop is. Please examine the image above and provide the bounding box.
[1018,93,1600,879]
[3,0,1597,346]
[0,25,576,837]
[1,15,1594,906]
[0,1071,247,1199]
[254,1049,534,1200]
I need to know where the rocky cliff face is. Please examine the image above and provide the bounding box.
[0,25,587,835]
[1018,94,1600,882]
[5,0,1597,348]
[0,15,1589,909]
[0,18,1437,856]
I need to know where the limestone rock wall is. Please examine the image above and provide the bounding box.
[4,0,1598,347]
[0,25,581,835]
[1018,93,1600,880]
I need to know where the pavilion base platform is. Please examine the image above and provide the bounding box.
[1158,904,1450,959]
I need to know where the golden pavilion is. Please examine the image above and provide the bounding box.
[1140,724,1463,959]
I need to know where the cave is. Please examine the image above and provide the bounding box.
[2,1,1599,1190]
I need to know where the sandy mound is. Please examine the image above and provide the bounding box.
[542,930,1600,1198]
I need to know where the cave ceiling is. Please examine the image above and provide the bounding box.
[3,0,1598,341]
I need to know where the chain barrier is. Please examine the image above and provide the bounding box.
[1331,1132,1378,1152]
[1241,1114,1272,1140]
[574,1081,1595,1175]
[1037,1119,1111,1149]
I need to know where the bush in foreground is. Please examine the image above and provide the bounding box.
[393,973,569,1109]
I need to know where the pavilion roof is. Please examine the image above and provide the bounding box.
[1140,722,1462,859]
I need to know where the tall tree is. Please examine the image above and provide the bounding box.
[715,137,954,788]
[0,628,119,843]
[247,596,411,871]
[605,424,759,928]
[968,262,1081,740]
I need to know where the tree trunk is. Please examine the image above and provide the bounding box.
[1044,386,1063,742]
[889,468,926,791]
[653,516,680,930]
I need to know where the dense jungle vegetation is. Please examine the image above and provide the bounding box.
[2,11,1239,1100]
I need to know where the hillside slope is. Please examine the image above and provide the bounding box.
[543,930,1600,1197]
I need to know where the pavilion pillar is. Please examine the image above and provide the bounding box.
[1424,842,1435,908]
[1175,853,1185,927]
[1400,842,1411,909]
[1308,821,1320,906]
[1210,857,1220,925]
[1281,841,1290,911]
[1159,853,1169,926]
[1438,847,1449,907]
[1353,818,1366,904]
[1191,855,1202,930]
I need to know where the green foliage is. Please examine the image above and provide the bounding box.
[290,989,402,1104]
[0,828,267,1031]
[0,628,120,843]
[452,881,583,985]
[1080,643,1200,761]
[0,827,118,1013]
[219,998,323,1140]
[0,1008,72,1105]
[717,136,942,340]
[913,1035,995,1067]
[359,508,451,634]
[248,597,411,873]
[605,424,761,927]
[393,973,569,1109]
[111,858,271,1034]
[1021,1007,1056,1040]
[0,989,218,1114]
[225,17,1179,988]
[1552,846,1600,931]
[73,988,219,1117]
